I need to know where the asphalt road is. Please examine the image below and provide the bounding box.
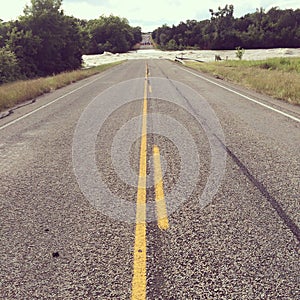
[0,59,299,299]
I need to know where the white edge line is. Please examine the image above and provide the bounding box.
[179,66,300,123]
[0,69,114,131]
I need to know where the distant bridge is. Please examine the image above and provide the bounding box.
[140,33,154,49]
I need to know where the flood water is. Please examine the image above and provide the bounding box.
[82,48,300,67]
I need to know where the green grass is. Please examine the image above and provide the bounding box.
[185,57,300,105]
[0,61,125,112]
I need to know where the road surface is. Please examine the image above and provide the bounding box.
[0,59,299,299]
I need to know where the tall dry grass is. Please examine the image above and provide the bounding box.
[0,61,124,112]
[185,57,300,105]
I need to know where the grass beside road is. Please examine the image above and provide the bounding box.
[185,57,300,105]
[0,61,125,112]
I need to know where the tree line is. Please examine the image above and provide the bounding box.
[1,1,299,85]
[0,0,142,83]
[152,5,300,50]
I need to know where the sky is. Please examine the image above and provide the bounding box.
[1,0,299,32]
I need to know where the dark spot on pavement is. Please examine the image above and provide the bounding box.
[52,252,59,258]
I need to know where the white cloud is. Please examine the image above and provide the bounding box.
[0,0,29,21]
[62,0,299,31]
[62,1,110,19]
[1,0,299,32]
[265,0,300,11]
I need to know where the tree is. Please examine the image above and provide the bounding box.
[166,39,178,50]
[132,26,143,45]
[0,20,9,48]
[0,47,20,83]
[9,0,84,77]
[24,0,63,16]
[7,25,40,77]
[209,5,236,49]
[159,33,168,47]
[0,0,141,82]
[84,15,142,54]
[152,24,173,49]
[153,6,300,50]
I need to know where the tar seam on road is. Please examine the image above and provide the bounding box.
[131,64,148,300]
[0,66,121,131]
[153,145,169,230]
[157,60,300,243]
[224,143,300,243]
[179,66,300,123]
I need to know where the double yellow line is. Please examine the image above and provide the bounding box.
[131,64,169,300]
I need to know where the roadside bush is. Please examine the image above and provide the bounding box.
[0,47,20,84]
[235,46,245,60]
[166,39,178,50]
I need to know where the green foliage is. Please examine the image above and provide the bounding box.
[166,39,178,50]
[24,0,63,16]
[1,0,85,79]
[0,21,11,48]
[20,0,84,76]
[0,1,141,83]
[209,4,234,20]
[235,47,245,60]
[203,57,300,73]
[186,58,300,105]
[2,1,299,86]
[254,58,300,73]
[84,15,142,54]
[0,47,20,83]
[152,6,300,50]
[7,26,41,77]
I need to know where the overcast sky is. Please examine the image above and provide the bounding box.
[1,0,299,32]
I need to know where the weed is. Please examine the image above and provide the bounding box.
[186,57,300,105]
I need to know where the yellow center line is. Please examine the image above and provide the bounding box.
[153,145,169,230]
[131,63,148,300]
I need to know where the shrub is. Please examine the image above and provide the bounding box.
[0,47,20,84]
[235,46,245,60]
[166,39,178,50]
